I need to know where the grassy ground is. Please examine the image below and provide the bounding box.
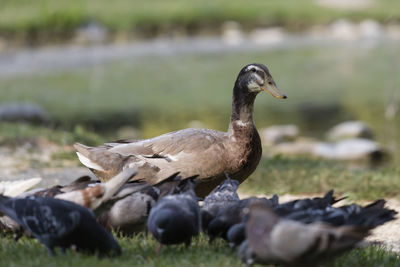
[1,233,399,267]
[242,157,400,201]
[0,0,399,43]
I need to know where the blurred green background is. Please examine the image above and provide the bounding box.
[1,0,400,42]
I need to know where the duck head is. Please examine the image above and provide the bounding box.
[236,63,287,99]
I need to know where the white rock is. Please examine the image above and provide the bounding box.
[359,20,383,39]
[313,138,382,161]
[261,125,299,145]
[271,138,319,156]
[249,27,285,45]
[327,121,374,141]
[221,21,244,45]
[329,19,359,40]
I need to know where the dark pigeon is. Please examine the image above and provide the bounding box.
[276,194,395,228]
[273,190,345,217]
[226,222,246,249]
[0,195,121,256]
[147,178,200,247]
[201,174,240,230]
[207,196,277,242]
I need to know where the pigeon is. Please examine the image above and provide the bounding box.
[0,195,121,256]
[97,172,183,235]
[230,191,393,250]
[97,185,158,235]
[0,171,137,238]
[226,222,246,249]
[271,191,395,228]
[207,196,277,242]
[54,168,138,211]
[0,177,43,237]
[33,176,93,198]
[273,190,346,217]
[201,174,240,231]
[147,178,200,247]
[239,200,396,267]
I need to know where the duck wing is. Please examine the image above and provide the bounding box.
[107,128,226,157]
[75,128,230,184]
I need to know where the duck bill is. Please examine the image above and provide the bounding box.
[261,84,287,99]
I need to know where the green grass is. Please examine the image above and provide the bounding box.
[0,0,399,42]
[0,233,399,267]
[242,156,400,201]
[0,122,105,147]
[0,234,237,267]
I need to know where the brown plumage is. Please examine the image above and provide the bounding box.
[34,176,93,198]
[55,168,138,211]
[74,63,287,197]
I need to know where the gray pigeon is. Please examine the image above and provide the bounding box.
[97,173,182,236]
[239,200,396,267]
[147,178,200,247]
[0,195,121,256]
[98,186,158,235]
[201,174,240,230]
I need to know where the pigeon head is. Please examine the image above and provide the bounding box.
[215,174,240,193]
[148,207,198,245]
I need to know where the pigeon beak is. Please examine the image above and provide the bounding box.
[261,83,287,99]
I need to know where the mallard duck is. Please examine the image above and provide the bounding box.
[74,63,287,197]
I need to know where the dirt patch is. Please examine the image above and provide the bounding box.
[367,198,400,252]
[0,143,95,188]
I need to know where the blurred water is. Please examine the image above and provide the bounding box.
[0,35,398,76]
